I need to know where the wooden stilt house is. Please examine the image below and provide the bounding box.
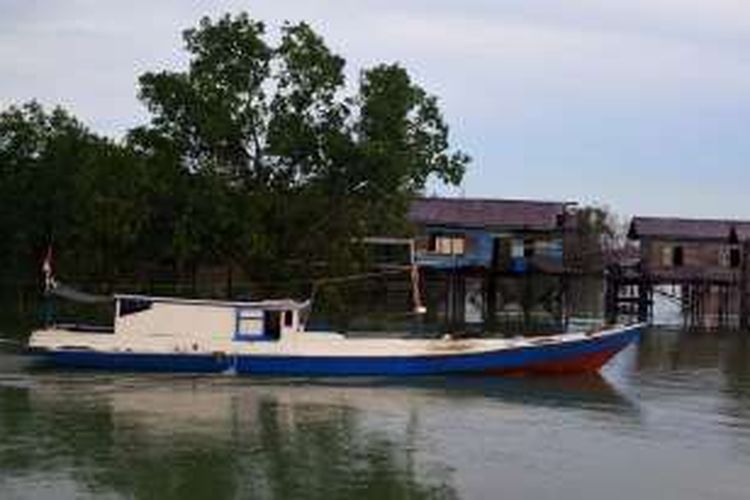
[408,197,575,332]
[616,216,750,327]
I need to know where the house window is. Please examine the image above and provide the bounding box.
[731,247,741,268]
[511,238,525,259]
[523,240,535,258]
[533,239,563,258]
[661,245,683,267]
[428,233,465,255]
[661,246,672,267]
[672,246,684,267]
[721,246,741,268]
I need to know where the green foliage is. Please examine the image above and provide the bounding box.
[566,205,618,273]
[0,102,92,282]
[0,12,469,301]
[0,102,158,287]
[134,12,468,286]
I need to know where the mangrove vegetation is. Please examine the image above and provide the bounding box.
[0,12,469,327]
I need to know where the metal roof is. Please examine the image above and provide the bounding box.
[409,197,570,231]
[629,217,750,241]
[115,294,310,310]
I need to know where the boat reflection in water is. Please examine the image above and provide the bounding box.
[0,360,639,500]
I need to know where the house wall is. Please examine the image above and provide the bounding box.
[414,228,493,268]
[409,223,568,331]
[414,226,564,273]
[641,239,741,271]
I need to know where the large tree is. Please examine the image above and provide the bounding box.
[0,102,165,291]
[133,13,469,286]
[0,102,96,284]
[0,12,469,309]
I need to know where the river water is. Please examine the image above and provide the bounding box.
[1,328,749,500]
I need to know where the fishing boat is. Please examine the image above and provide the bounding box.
[28,293,641,376]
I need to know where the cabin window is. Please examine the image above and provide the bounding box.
[119,298,152,317]
[283,310,294,327]
[428,233,465,255]
[672,246,684,267]
[236,309,264,338]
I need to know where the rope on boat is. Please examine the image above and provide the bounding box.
[49,282,112,304]
[312,267,411,286]
[41,259,426,317]
[310,265,427,315]
[0,338,24,349]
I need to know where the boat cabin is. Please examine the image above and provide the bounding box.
[114,294,310,342]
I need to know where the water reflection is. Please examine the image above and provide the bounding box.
[2,328,750,500]
[634,329,750,401]
[627,329,750,470]
[369,374,640,419]
[0,363,642,500]
[0,372,460,499]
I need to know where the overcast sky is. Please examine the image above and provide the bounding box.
[3,0,750,219]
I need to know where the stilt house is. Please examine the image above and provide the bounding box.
[616,216,750,327]
[628,217,750,282]
[408,197,575,330]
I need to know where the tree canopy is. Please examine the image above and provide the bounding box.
[0,12,469,299]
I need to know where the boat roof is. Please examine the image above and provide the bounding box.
[114,294,310,310]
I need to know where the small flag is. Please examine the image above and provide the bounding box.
[42,245,56,292]
[411,263,426,314]
[42,246,52,274]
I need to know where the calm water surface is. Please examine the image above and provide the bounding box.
[1,328,750,500]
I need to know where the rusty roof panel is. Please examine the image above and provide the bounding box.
[409,197,569,231]
[630,217,750,241]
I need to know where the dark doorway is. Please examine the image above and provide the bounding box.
[731,247,741,268]
[263,311,281,340]
[493,237,512,271]
[672,246,684,267]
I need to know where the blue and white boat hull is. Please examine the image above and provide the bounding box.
[30,324,641,376]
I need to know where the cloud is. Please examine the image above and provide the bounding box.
[4,1,750,125]
[2,0,750,216]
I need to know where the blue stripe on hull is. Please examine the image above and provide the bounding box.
[44,351,232,373]
[35,327,640,376]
